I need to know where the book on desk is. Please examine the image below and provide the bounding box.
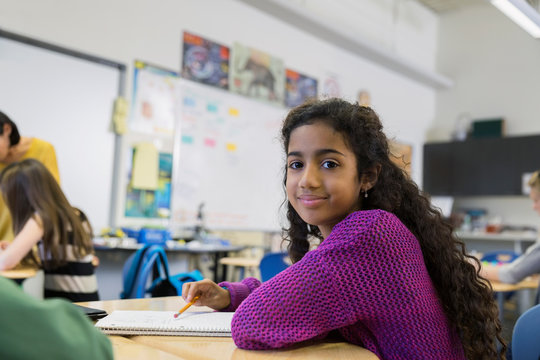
[95,311,233,337]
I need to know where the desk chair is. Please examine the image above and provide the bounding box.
[512,303,540,360]
[259,252,290,282]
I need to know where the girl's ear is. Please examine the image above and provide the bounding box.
[360,164,381,191]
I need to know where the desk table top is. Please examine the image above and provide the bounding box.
[490,275,539,292]
[0,266,38,280]
[78,297,378,360]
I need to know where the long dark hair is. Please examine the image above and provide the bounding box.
[280,98,504,359]
[0,158,93,268]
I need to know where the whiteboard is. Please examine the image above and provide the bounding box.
[171,79,288,231]
[0,32,122,232]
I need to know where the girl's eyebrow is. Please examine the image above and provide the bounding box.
[287,149,346,158]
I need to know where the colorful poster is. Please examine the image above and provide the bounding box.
[285,69,318,108]
[229,43,285,106]
[129,60,179,135]
[321,73,341,98]
[125,152,173,218]
[181,31,229,89]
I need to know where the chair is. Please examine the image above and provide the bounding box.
[512,303,540,360]
[259,252,290,282]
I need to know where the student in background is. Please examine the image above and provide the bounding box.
[0,159,99,301]
[0,110,60,242]
[0,275,112,360]
[182,98,504,359]
[478,170,540,293]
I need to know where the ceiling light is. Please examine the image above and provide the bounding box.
[491,0,540,38]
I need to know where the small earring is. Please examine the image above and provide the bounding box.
[364,190,368,198]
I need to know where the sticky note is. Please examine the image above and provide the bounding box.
[204,138,216,147]
[131,142,159,190]
[226,143,237,152]
[228,107,239,116]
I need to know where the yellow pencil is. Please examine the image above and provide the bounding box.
[174,295,201,318]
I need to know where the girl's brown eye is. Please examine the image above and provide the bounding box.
[322,161,338,169]
[289,161,303,169]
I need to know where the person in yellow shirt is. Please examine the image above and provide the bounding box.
[0,111,60,241]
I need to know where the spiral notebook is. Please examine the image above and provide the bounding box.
[95,311,234,337]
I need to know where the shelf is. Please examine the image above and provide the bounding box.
[237,0,453,89]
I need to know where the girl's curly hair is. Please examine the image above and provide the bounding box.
[280,98,505,359]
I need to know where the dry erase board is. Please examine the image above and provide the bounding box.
[0,31,124,231]
[171,79,287,231]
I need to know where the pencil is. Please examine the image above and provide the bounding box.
[174,295,201,318]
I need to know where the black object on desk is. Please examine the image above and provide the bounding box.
[74,304,108,320]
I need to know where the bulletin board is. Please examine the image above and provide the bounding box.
[0,30,124,232]
[171,79,288,232]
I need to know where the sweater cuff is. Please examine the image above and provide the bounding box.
[218,281,251,312]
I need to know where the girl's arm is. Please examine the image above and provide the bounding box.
[0,216,43,270]
[230,253,349,350]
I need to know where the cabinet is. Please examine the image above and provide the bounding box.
[423,135,540,196]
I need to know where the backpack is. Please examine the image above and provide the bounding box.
[120,244,203,299]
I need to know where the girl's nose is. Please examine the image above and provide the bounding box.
[298,163,320,189]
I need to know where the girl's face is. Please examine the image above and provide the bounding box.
[530,187,540,216]
[286,121,363,238]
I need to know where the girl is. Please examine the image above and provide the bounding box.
[478,170,540,299]
[0,158,99,302]
[182,98,504,359]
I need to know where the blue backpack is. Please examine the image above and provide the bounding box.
[120,244,203,299]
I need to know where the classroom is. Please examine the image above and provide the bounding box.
[1,0,540,359]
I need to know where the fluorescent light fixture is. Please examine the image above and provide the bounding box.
[491,0,540,38]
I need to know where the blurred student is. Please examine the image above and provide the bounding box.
[0,111,60,241]
[0,275,112,360]
[479,170,540,289]
[0,159,99,301]
[182,98,504,359]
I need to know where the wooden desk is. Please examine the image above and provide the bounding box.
[0,266,38,284]
[489,275,539,321]
[94,241,245,283]
[219,257,261,281]
[79,297,379,360]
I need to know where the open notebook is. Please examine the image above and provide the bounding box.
[95,311,234,337]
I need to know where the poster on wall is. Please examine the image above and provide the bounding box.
[285,69,318,108]
[321,73,341,98]
[229,43,285,106]
[181,31,229,90]
[390,140,412,177]
[125,151,173,219]
[129,60,179,135]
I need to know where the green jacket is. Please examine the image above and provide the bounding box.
[0,276,113,360]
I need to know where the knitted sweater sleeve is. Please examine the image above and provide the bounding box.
[230,251,347,349]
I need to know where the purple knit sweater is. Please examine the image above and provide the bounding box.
[220,210,465,359]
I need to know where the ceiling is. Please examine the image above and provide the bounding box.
[416,0,486,13]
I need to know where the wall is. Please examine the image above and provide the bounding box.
[0,0,440,193]
[432,3,540,228]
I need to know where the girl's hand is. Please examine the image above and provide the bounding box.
[182,279,231,310]
[0,240,10,250]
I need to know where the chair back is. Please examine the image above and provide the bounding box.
[512,303,540,359]
[259,252,290,282]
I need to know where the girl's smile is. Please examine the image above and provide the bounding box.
[286,121,363,238]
